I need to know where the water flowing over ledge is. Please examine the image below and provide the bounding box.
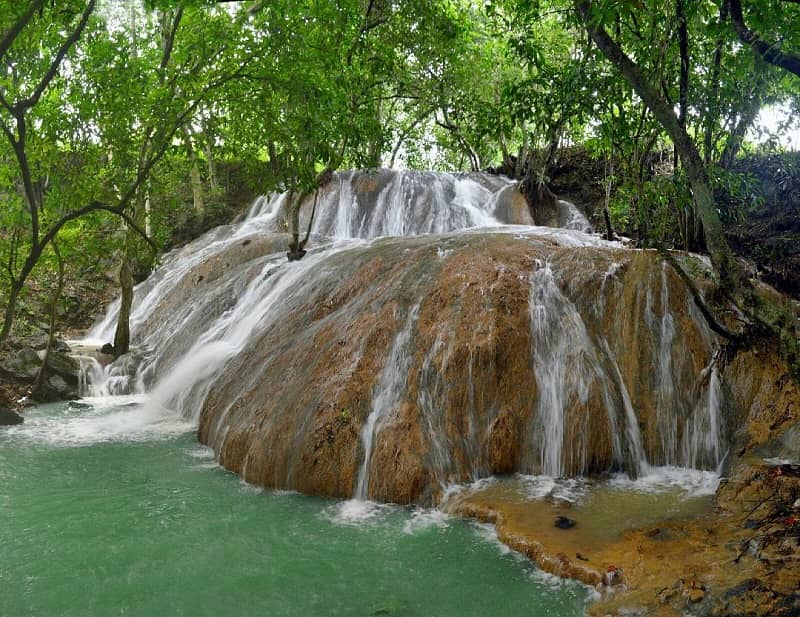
[72,169,737,507]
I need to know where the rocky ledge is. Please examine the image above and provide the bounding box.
[0,342,82,408]
[449,345,800,617]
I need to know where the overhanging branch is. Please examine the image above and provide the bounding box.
[729,0,800,77]
[0,0,45,61]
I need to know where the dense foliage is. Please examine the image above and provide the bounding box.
[0,0,798,344]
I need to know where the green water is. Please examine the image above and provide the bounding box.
[1,402,588,617]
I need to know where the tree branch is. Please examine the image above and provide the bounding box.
[160,8,184,71]
[16,0,97,112]
[659,249,744,341]
[728,0,800,77]
[0,0,46,62]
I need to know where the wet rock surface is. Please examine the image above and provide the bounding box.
[447,348,800,617]
[196,233,723,503]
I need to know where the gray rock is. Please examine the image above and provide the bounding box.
[53,339,71,353]
[32,374,78,402]
[0,406,23,426]
[44,351,80,386]
[20,333,50,351]
[0,347,42,380]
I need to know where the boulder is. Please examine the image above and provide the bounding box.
[0,347,81,402]
[0,347,42,381]
[19,332,50,351]
[44,352,80,387]
[30,351,81,402]
[0,406,23,426]
[32,373,78,402]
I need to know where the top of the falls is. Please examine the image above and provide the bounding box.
[247,169,592,240]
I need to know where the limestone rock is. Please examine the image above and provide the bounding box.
[0,347,41,380]
[195,233,725,503]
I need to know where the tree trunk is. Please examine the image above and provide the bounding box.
[182,126,205,217]
[0,282,22,345]
[674,0,689,171]
[575,0,746,292]
[719,85,762,168]
[286,190,306,261]
[703,1,729,165]
[201,118,218,191]
[0,239,45,345]
[144,188,152,238]
[33,241,64,395]
[112,253,134,358]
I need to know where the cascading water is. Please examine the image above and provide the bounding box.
[355,305,419,500]
[79,168,728,504]
[528,260,594,477]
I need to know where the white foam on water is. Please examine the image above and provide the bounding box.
[326,499,394,527]
[440,475,499,506]
[184,444,221,469]
[402,508,450,535]
[6,396,192,447]
[606,466,721,498]
[515,474,592,504]
[185,444,216,459]
[469,521,513,556]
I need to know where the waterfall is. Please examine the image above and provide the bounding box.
[78,169,728,503]
[308,170,507,239]
[527,263,650,477]
[528,261,594,477]
[681,365,724,469]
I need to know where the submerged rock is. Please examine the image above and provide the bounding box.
[554,516,576,529]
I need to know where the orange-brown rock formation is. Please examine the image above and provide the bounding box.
[196,233,727,503]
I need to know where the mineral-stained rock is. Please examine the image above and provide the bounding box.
[196,233,726,503]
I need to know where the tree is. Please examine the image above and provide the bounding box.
[0,1,249,347]
[572,0,747,291]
